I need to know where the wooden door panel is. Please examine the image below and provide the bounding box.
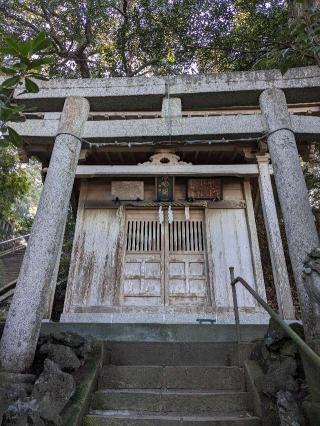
[167,254,207,304]
[166,209,209,306]
[122,208,210,308]
[122,254,162,305]
[122,210,164,306]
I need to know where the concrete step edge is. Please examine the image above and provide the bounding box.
[88,410,259,420]
[102,365,244,369]
[99,365,245,390]
[94,389,250,395]
[84,411,261,424]
[91,389,252,414]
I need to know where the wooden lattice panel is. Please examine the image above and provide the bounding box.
[168,220,204,252]
[126,220,162,252]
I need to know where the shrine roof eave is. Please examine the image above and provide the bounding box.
[2,66,320,112]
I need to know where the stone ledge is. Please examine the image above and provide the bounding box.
[39,322,268,343]
[61,343,104,426]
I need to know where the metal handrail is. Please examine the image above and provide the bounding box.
[0,234,30,247]
[229,266,320,370]
[0,234,30,255]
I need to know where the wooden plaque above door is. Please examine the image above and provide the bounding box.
[187,178,222,200]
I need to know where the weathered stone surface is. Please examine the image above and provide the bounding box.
[0,96,90,372]
[3,398,44,426]
[250,341,273,373]
[31,359,75,425]
[257,155,294,320]
[280,340,299,358]
[254,357,297,397]
[39,343,80,371]
[302,401,320,425]
[260,88,320,350]
[264,318,287,349]
[303,248,320,305]
[91,388,251,414]
[7,65,320,111]
[0,372,36,422]
[289,322,305,339]
[10,113,320,143]
[51,331,94,360]
[161,97,182,117]
[51,331,85,347]
[259,394,281,426]
[250,319,309,426]
[276,390,301,426]
[0,386,28,423]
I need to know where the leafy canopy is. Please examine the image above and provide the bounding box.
[0,31,52,146]
[0,1,318,79]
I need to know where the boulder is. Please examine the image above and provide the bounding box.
[51,331,85,348]
[250,341,273,373]
[32,359,75,425]
[277,390,302,426]
[259,394,281,426]
[0,376,35,422]
[51,331,94,361]
[255,357,297,397]
[39,343,80,372]
[264,318,287,350]
[280,340,299,358]
[289,323,305,340]
[3,398,44,426]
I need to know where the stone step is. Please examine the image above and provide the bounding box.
[84,411,261,425]
[105,342,254,366]
[99,366,245,391]
[91,389,252,415]
[40,323,267,343]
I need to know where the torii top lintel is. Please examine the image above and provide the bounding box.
[2,65,320,112]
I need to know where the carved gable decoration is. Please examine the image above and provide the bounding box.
[111,181,144,200]
[139,151,191,166]
[187,178,222,200]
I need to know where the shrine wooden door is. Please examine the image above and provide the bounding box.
[121,209,210,308]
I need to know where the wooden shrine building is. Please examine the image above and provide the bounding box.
[10,66,320,325]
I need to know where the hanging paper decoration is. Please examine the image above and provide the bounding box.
[158,205,164,225]
[168,205,174,224]
[185,206,190,222]
[116,205,124,220]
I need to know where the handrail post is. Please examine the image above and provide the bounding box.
[230,267,241,347]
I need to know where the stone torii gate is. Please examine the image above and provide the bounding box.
[1,66,320,372]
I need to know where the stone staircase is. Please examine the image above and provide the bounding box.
[0,246,26,301]
[83,341,262,425]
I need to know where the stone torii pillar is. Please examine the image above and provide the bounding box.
[256,155,295,320]
[260,88,320,351]
[0,96,90,372]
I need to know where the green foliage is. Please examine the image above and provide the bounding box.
[0,146,30,223]
[0,33,50,230]
[1,1,317,77]
[0,32,52,147]
[0,148,42,229]
[251,1,320,74]
[289,2,320,68]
